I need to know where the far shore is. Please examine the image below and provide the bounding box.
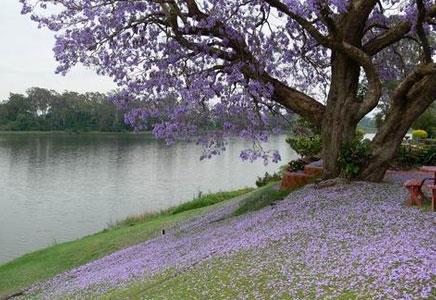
[0,128,381,136]
[0,130,153,135]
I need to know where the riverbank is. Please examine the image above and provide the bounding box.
[0,188,256,297]
[0,133,294,266]
[5,172,436,299]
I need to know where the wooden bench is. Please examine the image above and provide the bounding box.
[419,166,436,212]
[404,179,426,207]
[428,185,436,212]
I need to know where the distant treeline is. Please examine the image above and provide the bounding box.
[9,87,424,135]
[0,88,131,132]
[357,116,376,130]
[0,87,294,133]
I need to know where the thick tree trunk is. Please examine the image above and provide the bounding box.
[321,58,436,181]
[360,110,418,182]
[360,73,436,181]
[321,111,357,178]
[359,115,409,182]
[321,54,361,178]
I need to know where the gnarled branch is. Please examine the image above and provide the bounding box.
[393,63,436,102]
[363,21,411,55]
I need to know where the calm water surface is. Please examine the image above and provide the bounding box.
[0,133,296,263]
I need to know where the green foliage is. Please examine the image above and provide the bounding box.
[412,129,429,139]
[0,88,131,132]
[287,159,306,172]
[286,135,322,158]
[355,128,365,140]
[255,172,281,188]
[412,103,436,137]
[394,142,436,168]
[290,116,320,136]
[234,183,290,216]
[339,138,372,178]
[286,126,370,178]
[288,117,366,160]
[287,116,322,159]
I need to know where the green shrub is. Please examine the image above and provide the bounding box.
[394,142,436,168]
[287,159,306,172]
[423,145,436,164]
[355,128,365,141]
[291,116,320,136]
[412,129,428,139]
[287,129,364,159]
[338,138,372,178]
[286,135,321,157]
[430,127,436,139]
[412,103,436,137]
[255,172,281,187]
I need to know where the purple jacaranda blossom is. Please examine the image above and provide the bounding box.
[18,0,432,163]
[24,171,436,299]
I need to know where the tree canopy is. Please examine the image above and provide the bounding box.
[21,0,435,180]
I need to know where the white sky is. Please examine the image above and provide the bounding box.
[0,1,115,101]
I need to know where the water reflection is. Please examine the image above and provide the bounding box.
[0,133,296,263]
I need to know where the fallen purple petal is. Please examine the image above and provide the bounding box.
[24,171,436,299]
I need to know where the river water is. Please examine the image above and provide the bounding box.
[0,133,296,263]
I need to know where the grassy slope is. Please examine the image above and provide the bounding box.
[76,181,427,300]
[98,183,302,300]
[234,185,291,216]
[8,180,434,299]
[0,189,252,297]
[101,250,361,300]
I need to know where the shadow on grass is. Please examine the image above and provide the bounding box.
[116,188,254,228]
[234,182,292,216]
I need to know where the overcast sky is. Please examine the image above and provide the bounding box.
[0,1,116,101]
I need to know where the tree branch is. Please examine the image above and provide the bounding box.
[393,63,436,102]
[160,0,326,125]
[344,0,379,42]
[416,0,433,63]
[185,0,207,18]
[263,0,329,46]
[262,74,325,125]
[336,42,382,119]
[363,21,411,55]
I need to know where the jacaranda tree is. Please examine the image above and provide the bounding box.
[21,0,435,181]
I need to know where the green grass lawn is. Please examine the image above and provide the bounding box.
[0,188,253,297]
[93,240,363,300]
[234,183,291,216]
[6,180,434,299]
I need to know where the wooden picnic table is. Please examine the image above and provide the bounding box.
[419,166,436,184]
[419,165,436,211]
